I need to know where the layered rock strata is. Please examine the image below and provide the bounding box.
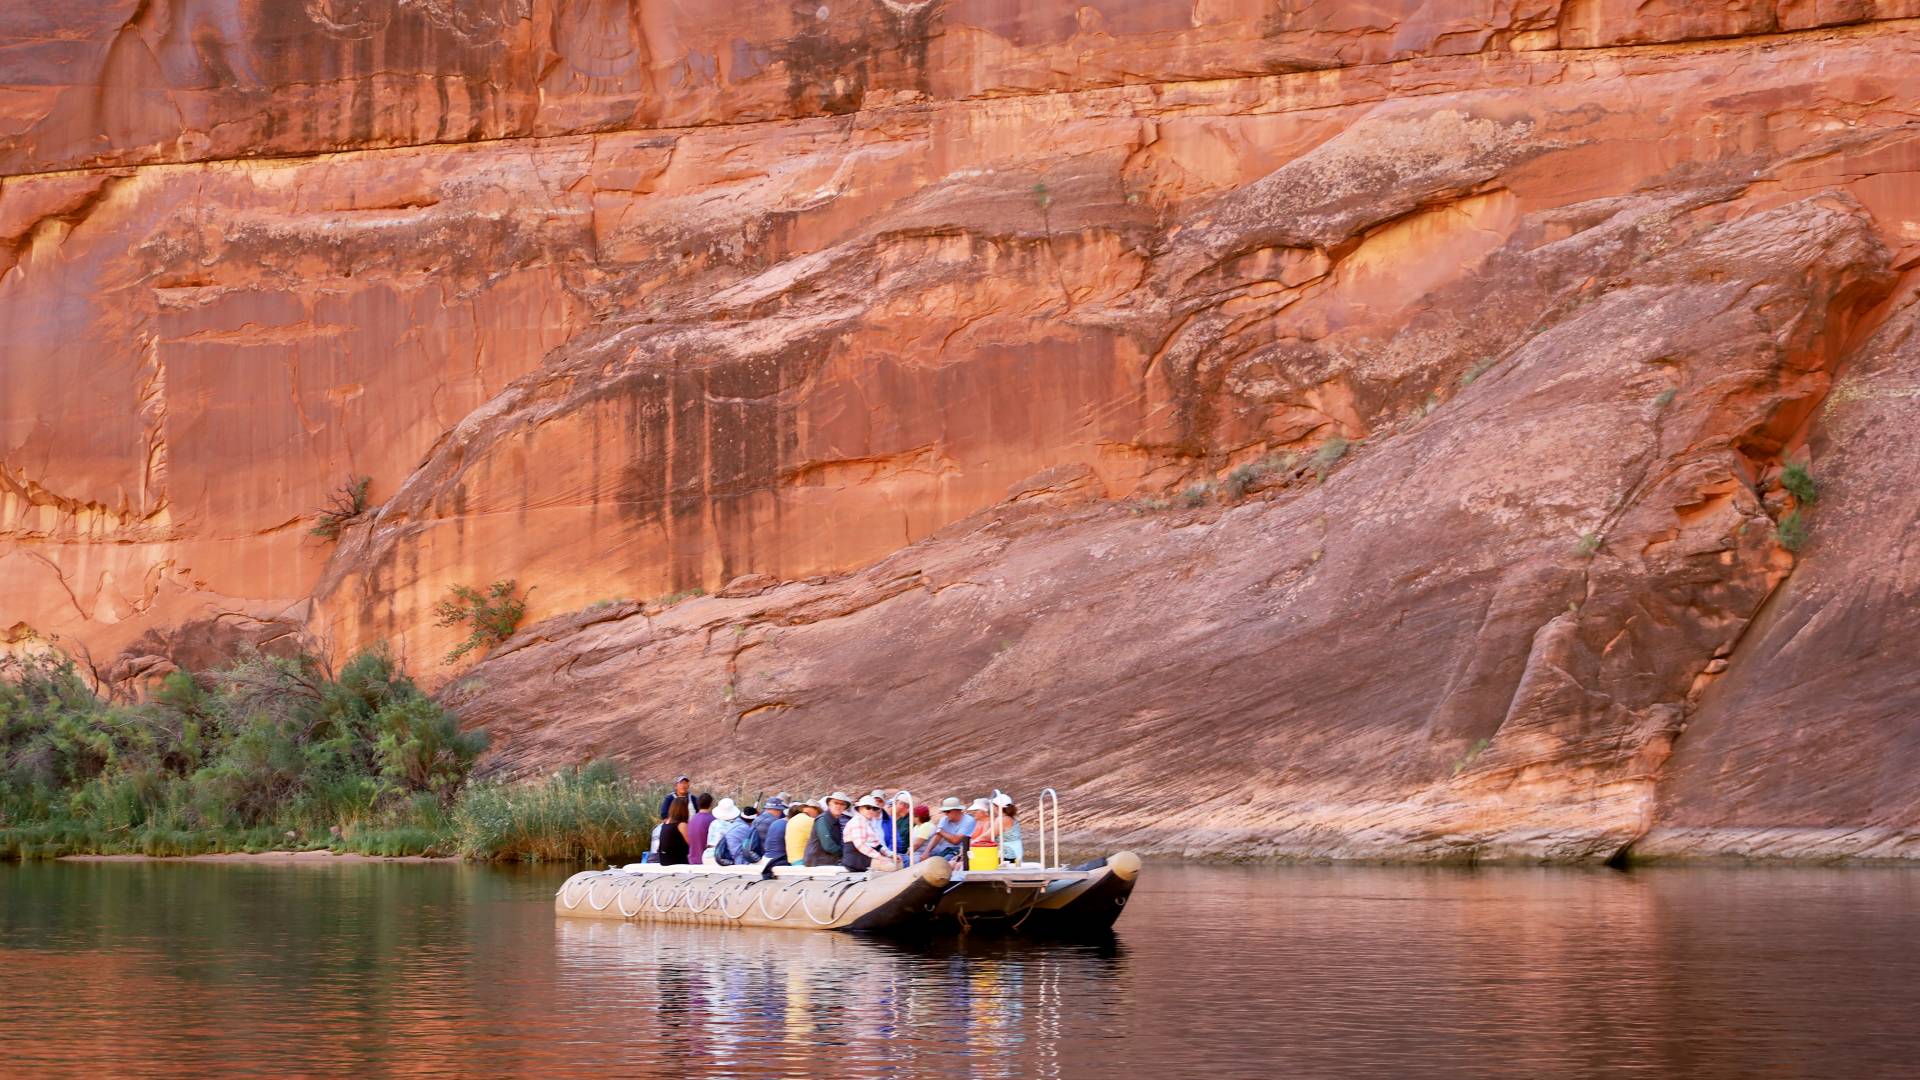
[4,3,1919,858]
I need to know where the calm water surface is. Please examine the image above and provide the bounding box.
[2,860,1917,1077]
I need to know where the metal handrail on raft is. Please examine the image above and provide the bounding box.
[1035,787,1060,869]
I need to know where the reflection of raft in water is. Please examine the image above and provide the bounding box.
[553,852,1141,937]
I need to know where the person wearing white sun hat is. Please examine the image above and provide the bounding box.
[702,798,741,865]
[804,791,853,866]
[842,794,899,873]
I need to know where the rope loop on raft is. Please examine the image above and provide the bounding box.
[802,878,867,926]
[558,875,593,911]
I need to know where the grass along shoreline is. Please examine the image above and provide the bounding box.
[1,647,661,864]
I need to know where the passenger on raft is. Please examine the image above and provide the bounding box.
[657,774,691,819]
[805,792,853,866]
[759,798,790,867]
[880,791,913,860]
[658,796,692,866]
[787,799,820,865]
[687,793,717,864]
[712,800,759,864]
[843,794,901,873]
[988,795,1023,864]
[916,797,975,864]
[909,804,935,851]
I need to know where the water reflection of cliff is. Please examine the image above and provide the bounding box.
[552,919,1128,1076]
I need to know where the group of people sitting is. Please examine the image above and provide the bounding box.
[649,775,1024,874]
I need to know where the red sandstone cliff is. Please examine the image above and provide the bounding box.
[3,2,1918,860]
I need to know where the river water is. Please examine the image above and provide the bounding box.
[2,860,1916,1077]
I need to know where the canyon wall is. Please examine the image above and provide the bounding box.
[3,2,1917,859]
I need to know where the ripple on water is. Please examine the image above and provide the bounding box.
[2,861,1918,1077]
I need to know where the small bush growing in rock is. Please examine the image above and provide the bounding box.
[653,587,706,609]
[1776,509,1809,553]
[433,580,528,664]
[1576,532,1602,558]
[1781,460,1818,505]
[1653,388,1678,409]
[1311,437,1350,482]
[1459,359,1497,387]
[1224,464,1261,500]
[309,475,372,540]
[1180,483,1211,508]
[1453,737,1492,775]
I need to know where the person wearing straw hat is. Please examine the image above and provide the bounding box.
[785,799,819,866]
[842,794,900,873]
[917,797,975,863]
[804,792,853,867]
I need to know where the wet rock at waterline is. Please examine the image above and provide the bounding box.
[5,4,1920,861]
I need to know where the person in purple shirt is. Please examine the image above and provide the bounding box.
[686,793,716,863]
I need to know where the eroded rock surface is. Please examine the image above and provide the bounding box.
[4,3,1919,858]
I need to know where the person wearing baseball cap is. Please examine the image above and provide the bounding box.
[804,792,853,867]
[760,798,791,868]
[658,775,691,819]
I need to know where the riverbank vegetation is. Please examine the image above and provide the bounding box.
[0,648,656,862]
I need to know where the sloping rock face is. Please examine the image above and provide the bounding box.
[4,4,1919,858]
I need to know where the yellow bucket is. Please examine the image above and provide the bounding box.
[967,844,1000,872]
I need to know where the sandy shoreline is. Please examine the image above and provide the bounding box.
[58,849,458,864]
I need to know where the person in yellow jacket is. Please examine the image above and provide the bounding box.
[785,799,820,865]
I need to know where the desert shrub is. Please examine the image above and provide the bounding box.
[1224,464,1260,500]
[1180,483,1211,508]
[433,580,528,664]
[1781,461,1818,505]
[0,644,487,860]
[310,475,372,540]
[1311,437,1350,482]
[1576,532,1602,558]
[375,696,489,794]
[1459,359,1497,387]
[1776,509,1809,553]
[653,588,706,609]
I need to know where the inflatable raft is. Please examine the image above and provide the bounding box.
[553,852,1141,936]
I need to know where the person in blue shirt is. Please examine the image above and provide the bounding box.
[878,791,915,859]
[916,797,975,863]
[658,775,690,819]
[714,803,760,865]
[760,798,791,867]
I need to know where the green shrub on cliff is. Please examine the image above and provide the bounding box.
[1781,460,1818,505]
[434,579,529,664]
[1776,509,1809,553]
[309,474,372,540]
